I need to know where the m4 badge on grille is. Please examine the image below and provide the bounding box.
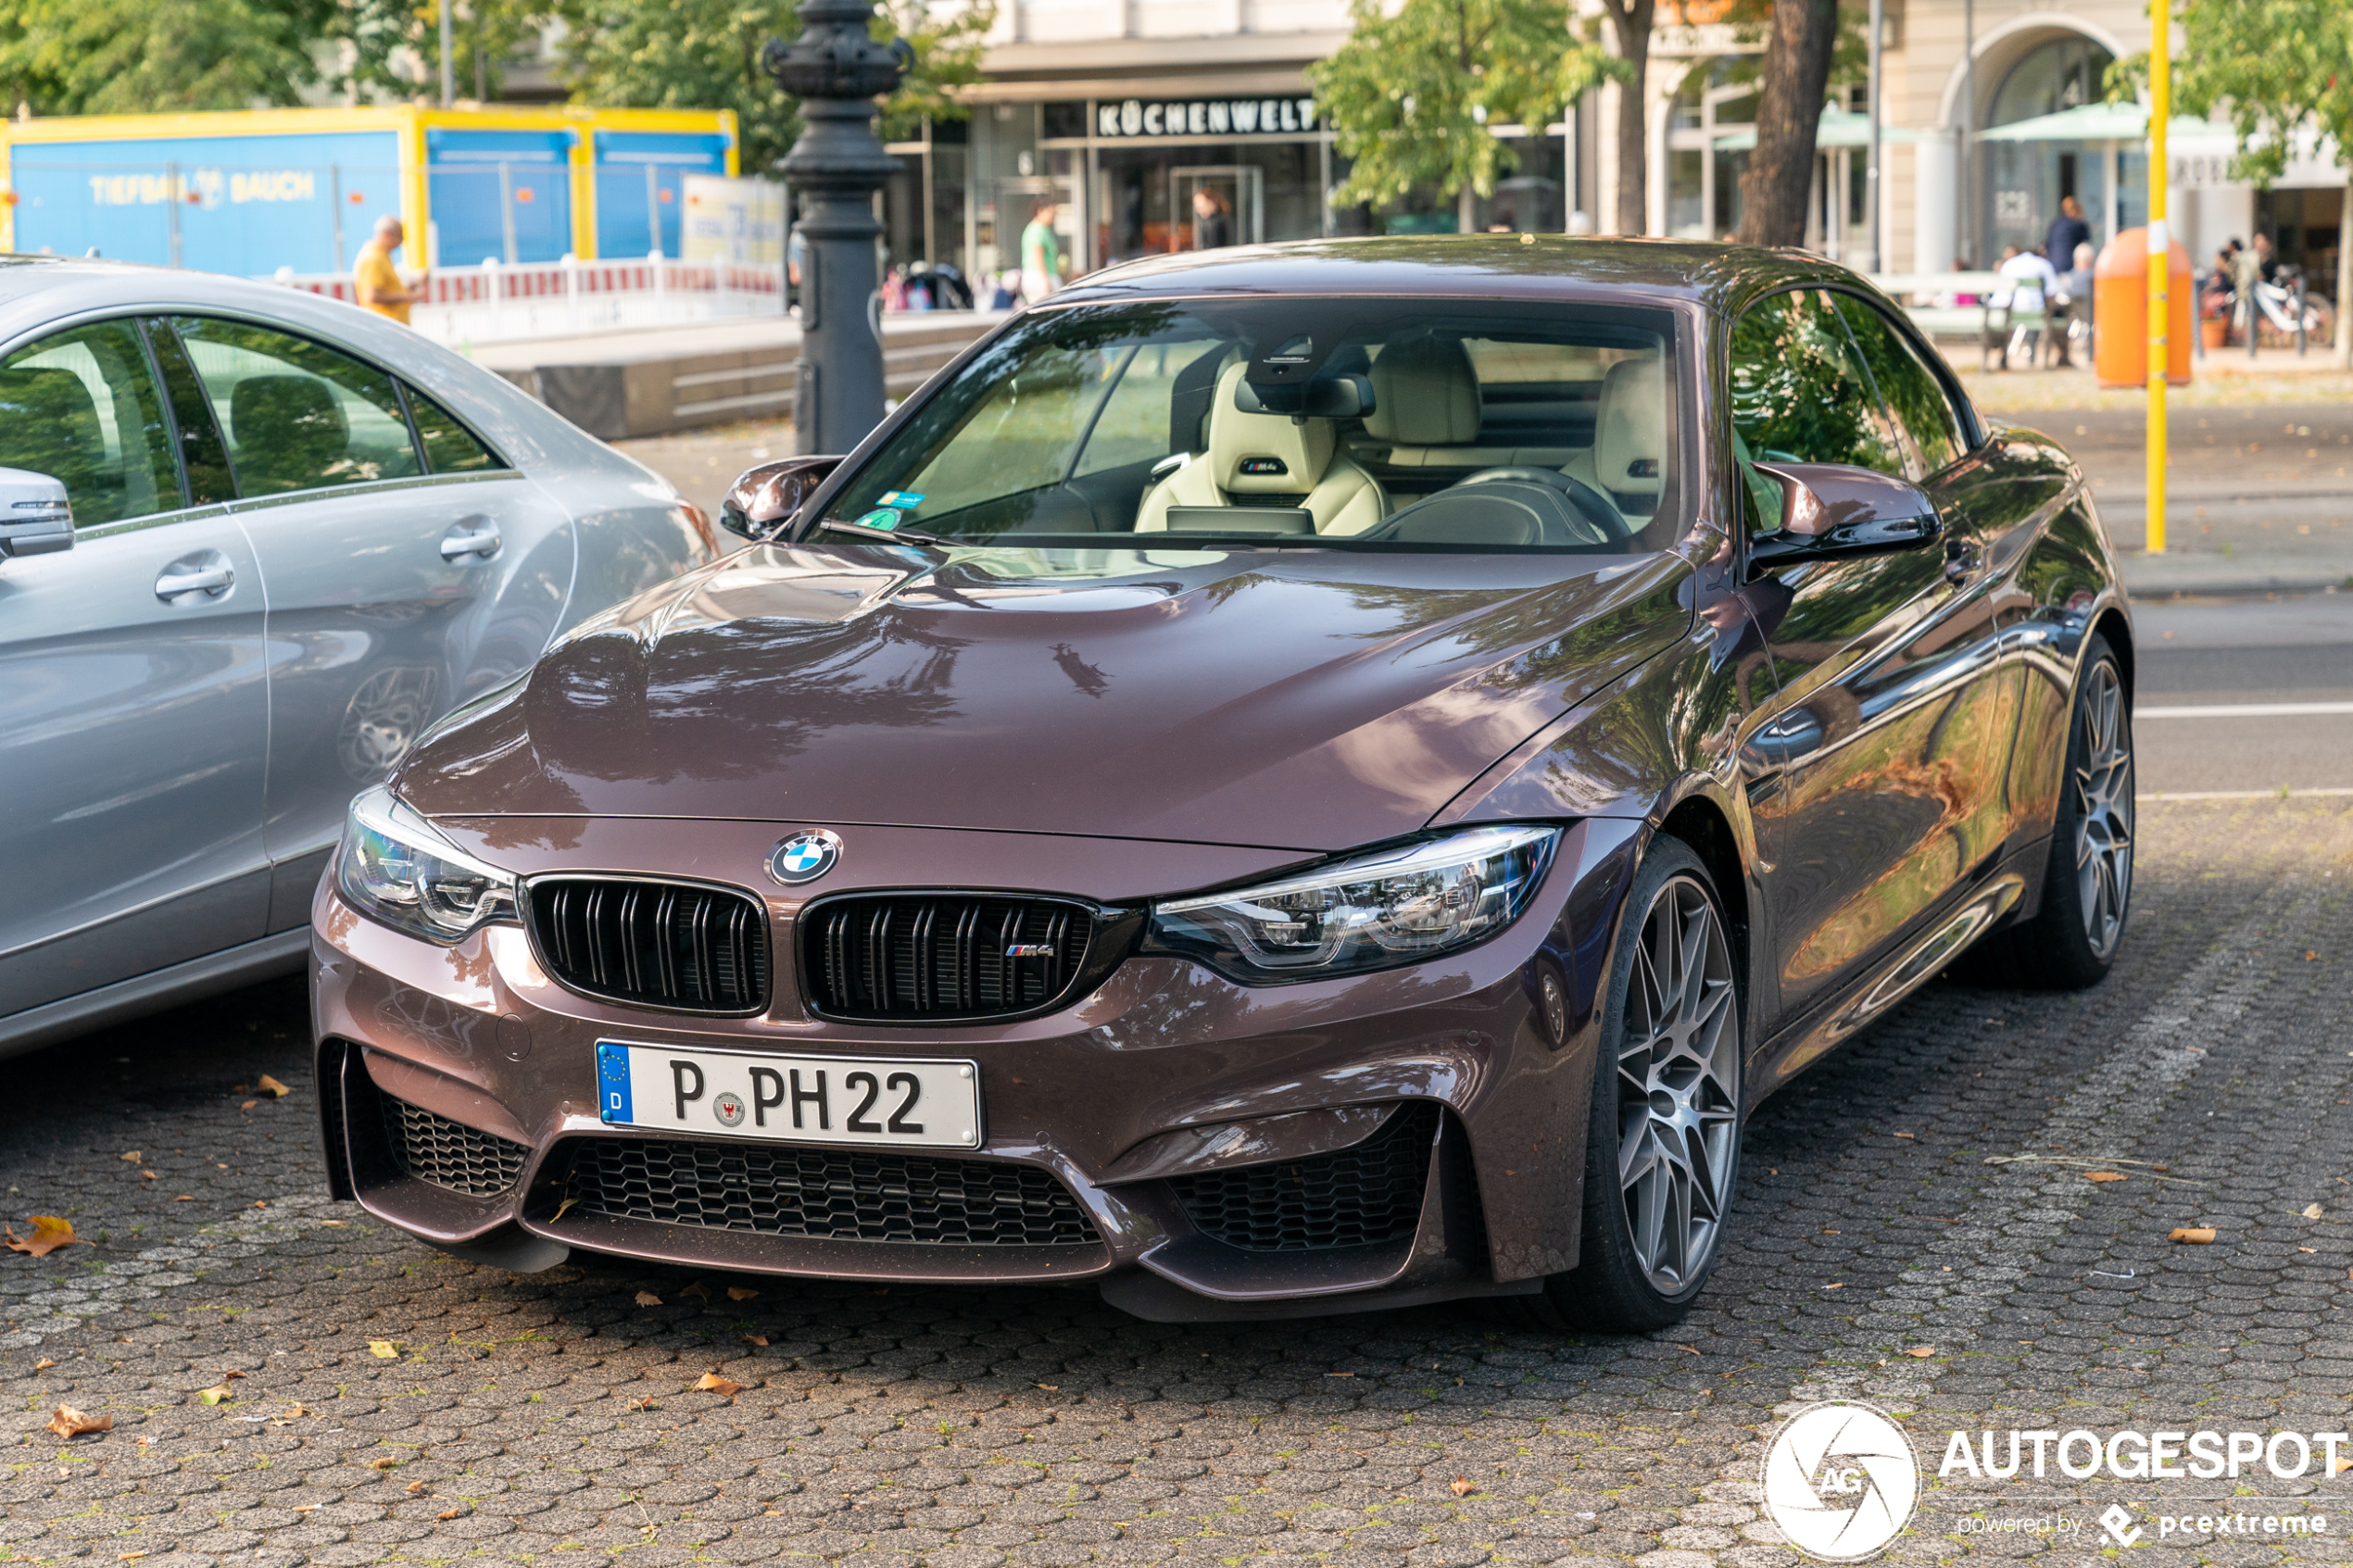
[1005,943,1054,957]
[770,828,843,885]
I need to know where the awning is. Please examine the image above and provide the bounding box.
[1713,109,1926,153]
[1976,104,2232,144]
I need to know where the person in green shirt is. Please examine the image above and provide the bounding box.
[1020,202,1063,304]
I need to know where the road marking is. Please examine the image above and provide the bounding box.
[2138,701,2353,718]
[2145,788,2353,801]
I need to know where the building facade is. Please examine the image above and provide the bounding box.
[893,0,2338,297]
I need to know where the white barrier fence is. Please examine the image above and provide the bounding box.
[269,254,784,346]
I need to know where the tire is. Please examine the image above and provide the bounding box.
[1998,634,2134,989]
[1503,837,1743,1334]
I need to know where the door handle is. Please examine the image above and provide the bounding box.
[439,521,502,561]
[156,553,233,603]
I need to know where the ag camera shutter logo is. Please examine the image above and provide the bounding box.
[1761,1400,1920,1562]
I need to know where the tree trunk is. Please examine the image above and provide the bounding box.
[1601,0,1655,235]
[1736,0,1840,247]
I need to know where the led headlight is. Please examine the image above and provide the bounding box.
[1142,824,1559,985]
[335,784,518,945]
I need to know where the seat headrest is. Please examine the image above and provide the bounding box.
[232,375,348,468]
[1594,356,1667,508]
[1209,359,1335,494]
[1364,335,1480,445]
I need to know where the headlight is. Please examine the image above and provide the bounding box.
[1142,824,1559,985]
[336,784,518,945]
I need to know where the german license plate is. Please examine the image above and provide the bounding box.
[595,1041,981,1149]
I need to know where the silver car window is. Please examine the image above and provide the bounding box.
[0,321,181,526]
[170,317,423,496]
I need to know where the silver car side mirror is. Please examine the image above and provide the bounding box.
[0,467,72,558]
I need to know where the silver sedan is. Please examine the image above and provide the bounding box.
[0,258,721,1054]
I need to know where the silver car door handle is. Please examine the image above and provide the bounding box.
[155,559,233,601]
[439,523,502,561]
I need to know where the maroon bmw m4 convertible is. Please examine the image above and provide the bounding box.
[312,237,2133,1329]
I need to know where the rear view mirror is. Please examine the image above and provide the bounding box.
[0,467,71,557]
[720,456,843,540]
[1747,461,1940,570]
[1235,375,1373,420]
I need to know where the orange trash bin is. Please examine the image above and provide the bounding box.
[2094,227,2193,387]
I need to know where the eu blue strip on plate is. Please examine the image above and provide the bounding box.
[597,1042,633,1123]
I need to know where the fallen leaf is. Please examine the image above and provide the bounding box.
[369,1457,397,1470]
[195,1386,233,1406]
[2338,1456,2353,1474]
[742,1335,769,1348]
[239,1101,258,1111]
[1329,1370,1356,1376]
[1451,1476,1476,1497]
[1035,1383,1060,1391]
[2084,1172,2129,1183]
[278,1404,308,1421]
[695,1373,742,1397]
[33,1359,53,1371]
[1823,1281,1843,1289]
[252,1200,267,1210]
[2301,1247,2318,1253]
[2308,950,2320,961]
[551,1197,579,1222]
[1902,1347,1935,1358]
[220,1370,245,1381]
[635,1290,662,1307]
[2303,1202,2325,1219]
[4,1216,90,1258]
[368,1339,399,1359]
[119,1554,146,1562]
[1680,1345,1700,1356]
[233,1084,250,1093]
[1892,1132,1915,1139]
[119,1151,140,1164]
[406,1479,426,1494]
[320,1220,346,1227]
[678,1281,712,1300]
[437,1508,460,1521]
[628,1395,658,1411]
[46,1406,110,1439]
[257,1074,291,1098]
[140,1171,157,1182]
[173,1195,194,1201]
[2171,1226,2217,1245]
[726,1286,759,1301]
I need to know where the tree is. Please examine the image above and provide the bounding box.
[1734,0,1836,246]
[1309,0,1618,222]
[0,0,332,115]
[559,0,991,179]
[2114,0,2353,363]
[1592,0,1655,234]
[337,1,553,105]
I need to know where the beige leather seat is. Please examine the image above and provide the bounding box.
[1364,334,1482,463]
[1562,356,1667,521]
[1138,360,1387,534]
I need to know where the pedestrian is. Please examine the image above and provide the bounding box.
[1995,243,2059,369]
[2053,241,2094,368]
[1191,187,1232,251]
[1020,201,1063,304]
[986,270,1021,311]
[353,215,426,326]
[2044,194,2090,282]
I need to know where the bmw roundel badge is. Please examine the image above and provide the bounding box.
[769,829,843,886]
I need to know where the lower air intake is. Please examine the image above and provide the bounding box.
[380,1094,530,1198]
[1169,1101,1438,1252]
[560,1137,1102,1247]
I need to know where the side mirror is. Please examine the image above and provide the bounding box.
[720,456,843,541]
[1747,461,1940,570]
[0,467,71,558]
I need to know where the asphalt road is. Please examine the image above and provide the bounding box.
[3,598,2349,1568]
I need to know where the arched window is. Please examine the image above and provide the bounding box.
[1981,34,2138,261]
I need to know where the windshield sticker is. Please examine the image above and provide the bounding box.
[877,491,926,508]
[853,508,905,531]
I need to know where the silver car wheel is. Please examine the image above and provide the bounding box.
[1617,874,1740,1294]
[2072,660,2133,960]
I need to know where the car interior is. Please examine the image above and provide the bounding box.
[827,305,1682,553]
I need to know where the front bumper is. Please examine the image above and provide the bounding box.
[309,815,1638,1318]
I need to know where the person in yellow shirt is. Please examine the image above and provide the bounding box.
[353,215,427,325]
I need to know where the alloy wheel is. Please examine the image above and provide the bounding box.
[1616,874,1740,1294]
[2073,660,2134,959]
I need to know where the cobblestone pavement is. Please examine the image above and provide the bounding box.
[5,799,2351,1568]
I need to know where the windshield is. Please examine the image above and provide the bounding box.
[815,298,1686,553]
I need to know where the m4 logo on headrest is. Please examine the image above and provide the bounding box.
[1239,458,1289,475]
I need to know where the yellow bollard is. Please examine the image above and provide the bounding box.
[2145,9,2170,555]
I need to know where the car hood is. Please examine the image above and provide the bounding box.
[395,540,1691,853]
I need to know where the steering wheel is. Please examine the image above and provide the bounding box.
[1456,466,1631,543]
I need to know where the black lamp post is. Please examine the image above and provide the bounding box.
[763,0,912,455]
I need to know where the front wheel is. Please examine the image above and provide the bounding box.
[1506,837,1743,1334]
[1998,634,2133,988]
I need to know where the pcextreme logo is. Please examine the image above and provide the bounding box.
[1761,1401,1922,1562]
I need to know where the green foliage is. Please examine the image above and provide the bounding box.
[1309,0,1621,207]
[338,1,553,106]
[0,0,333,115]
[2110,0,2353,187]
[874,0,992,144]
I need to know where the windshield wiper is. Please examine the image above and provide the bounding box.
[818,518,950,546]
